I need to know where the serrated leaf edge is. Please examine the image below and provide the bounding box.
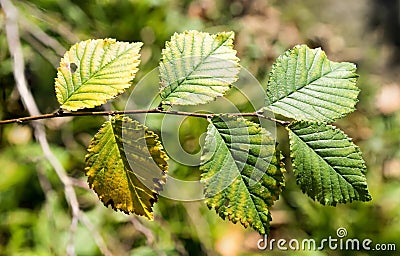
[264,44,359,122]
[55,39,143,111]
[84,115,168,219]
[159,30,240,106]
[201,115,285,234]
[287,121,371,205]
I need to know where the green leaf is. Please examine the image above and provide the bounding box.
[288,121,371,205]
[265,44,359,122]
[55,39,142,111]
[85,115,168,219]
[200,115,285,235]
[159,30,240,105]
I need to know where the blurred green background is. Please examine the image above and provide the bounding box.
[1,0,400,255]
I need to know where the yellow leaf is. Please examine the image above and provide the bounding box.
[85,115,168,219]
[55,39,142,111]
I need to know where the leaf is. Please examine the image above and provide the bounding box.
[264,44,359,122]
[200,115,285,235]
[85,115,168,219]
[159,30,240,105]
[55,39,142,111]
[288,121,371,205]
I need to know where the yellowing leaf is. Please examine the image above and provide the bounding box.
[200,115,285,234]
[85,115,168,219]
[55,39,142,111]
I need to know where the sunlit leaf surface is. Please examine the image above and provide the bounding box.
[55,39,142,111]
[265,44,359,122]
[159,30,240,105]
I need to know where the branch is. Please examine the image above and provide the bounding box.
[0,108,291,126]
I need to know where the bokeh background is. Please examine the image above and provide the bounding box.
[1,0,400,255]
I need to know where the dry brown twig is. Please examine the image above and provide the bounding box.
[0,1,111,255]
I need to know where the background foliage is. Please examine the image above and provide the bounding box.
[1,0,399,255]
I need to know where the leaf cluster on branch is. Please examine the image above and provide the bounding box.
[1,30,372,235]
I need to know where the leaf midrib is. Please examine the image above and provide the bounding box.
[290,128,361,193]
[162,34,232,99]
[110,118,153,216]
[211,121,265,232]
[63,44,134,103]
[268,52,354,105]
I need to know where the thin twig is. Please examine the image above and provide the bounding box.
[70,177,90,190]
[1,1,80,255]
[2,3,113,254]
[0,108,291,126]
[129,217,167,256]
[130,217,155,245]
[79,214,113,256]
[19,0,80,44]
[22,32,61,68]
[20,15,66,56]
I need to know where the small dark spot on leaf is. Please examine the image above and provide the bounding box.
[224,199,230,207]
[70,63,78,73]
